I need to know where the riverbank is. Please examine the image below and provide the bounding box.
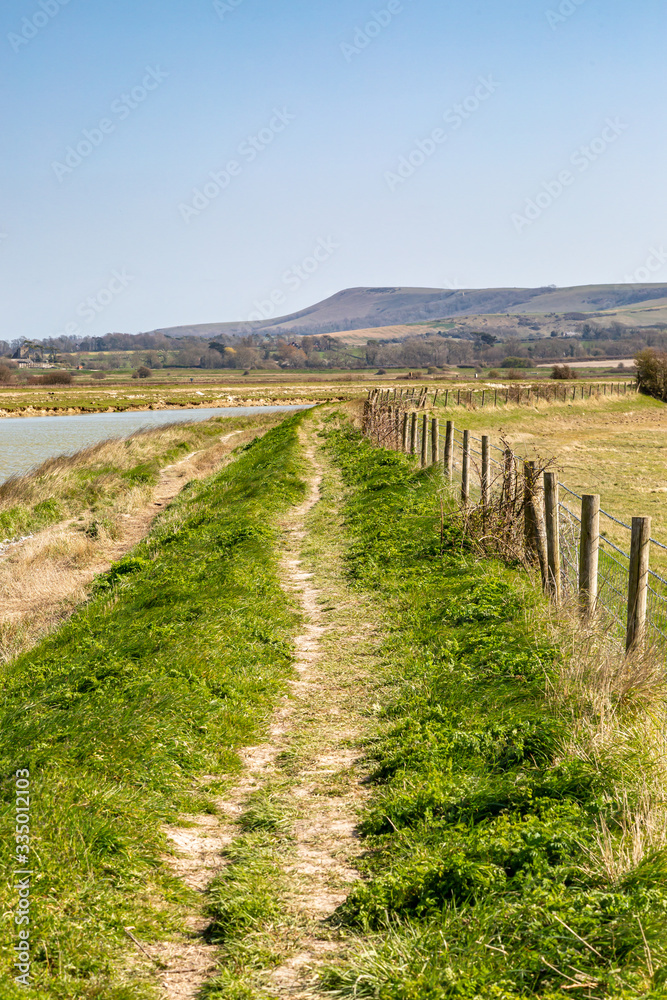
[0,412,284,664]
[0,397,322,418]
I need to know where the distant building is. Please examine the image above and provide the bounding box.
[12,341,44,363]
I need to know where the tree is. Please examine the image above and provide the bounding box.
[635,348,667,399]
[551,365,578,380]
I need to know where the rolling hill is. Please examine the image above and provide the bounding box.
[151,283,667,339]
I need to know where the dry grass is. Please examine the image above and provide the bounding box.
[436,392,667,559]
[544,602,667,885]
[0,415,282,663]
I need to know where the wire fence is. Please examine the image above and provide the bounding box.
[362,392,667,657]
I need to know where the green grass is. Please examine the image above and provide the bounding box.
[318,423,667,999]
[0,413,279,541]
[0,413,307,998]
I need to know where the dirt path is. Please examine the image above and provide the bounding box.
[155,422,381,998]
[0,429,247,663]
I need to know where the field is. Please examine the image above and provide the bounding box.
[0,366,634,419]
[432,392,667,551]
[1,394,667,998]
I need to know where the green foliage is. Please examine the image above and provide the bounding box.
[320,426,666,998]
[636,347,667,400]
[501,356,535,368]
[0,413,306,997]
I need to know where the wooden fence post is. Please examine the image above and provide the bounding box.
[579,495,600,618]
[543,472,561,601]
[402,412,410,452]
[523,461,548,588]
[461,430,470,506]
[410,412,418,455]
[421,413,429,468]
[626,516,651,652]
[431,417,439,467]
[444,420,454,480]
[481,435,491,508]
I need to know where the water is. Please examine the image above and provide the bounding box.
[0,406,308,483]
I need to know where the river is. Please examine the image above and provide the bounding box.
[0,405,308,483]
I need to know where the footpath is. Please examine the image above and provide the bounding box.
[158,421,383,998]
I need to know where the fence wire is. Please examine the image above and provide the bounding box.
[363,400,667,657]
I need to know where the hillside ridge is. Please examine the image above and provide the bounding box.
[150,283,667,339]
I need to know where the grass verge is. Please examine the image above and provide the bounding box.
[0,412,307,998]
[318,420,667,999]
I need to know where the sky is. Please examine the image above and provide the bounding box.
[1,0,666,341]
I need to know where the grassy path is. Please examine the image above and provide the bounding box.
[156,418,384,998]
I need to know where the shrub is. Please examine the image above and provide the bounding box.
[27,371,73,386]
[500,357,534,368]
[487,369,500,378]
[0,365,15,384]
[92,371,107,380]
[134,366,151,379]
[635,347,667,400]
[551,364,578,380]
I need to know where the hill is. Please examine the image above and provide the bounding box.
[151,283,667,339]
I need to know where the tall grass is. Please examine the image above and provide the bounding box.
[0,412,307,998]
[319,422,667,999]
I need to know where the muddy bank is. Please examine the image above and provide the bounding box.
[0,397,330,418]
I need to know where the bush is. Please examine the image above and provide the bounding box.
[500,357,534,369]
[635,348,667,400]
[0,365,15,384]
[551,364,578,380]
[27,371,73,386]
[487,369,500,378]
[133,366,151,379]
[92,371,107,380]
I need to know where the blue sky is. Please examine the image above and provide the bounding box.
[1,0,665,340]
